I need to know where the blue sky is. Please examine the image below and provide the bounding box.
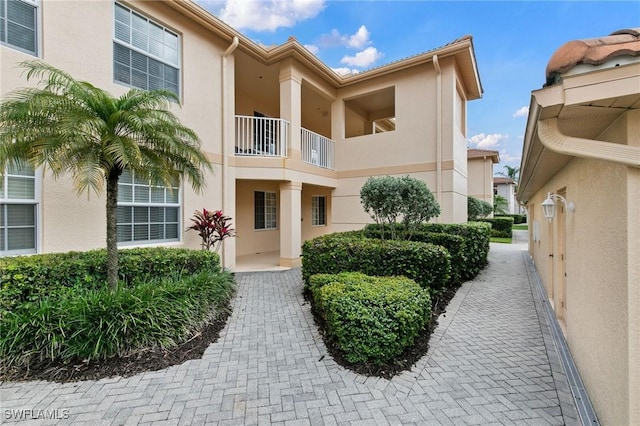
[195,0,639,171]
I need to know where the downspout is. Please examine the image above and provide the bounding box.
[538,118,640,168]
[433,54,442,219]
[221,36,239,266]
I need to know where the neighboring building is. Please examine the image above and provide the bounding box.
[1,0,482,269]
[493,176,518,214]
[518,28,640,425]
[467,148,499,207]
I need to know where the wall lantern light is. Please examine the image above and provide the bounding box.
[542,192,575,221]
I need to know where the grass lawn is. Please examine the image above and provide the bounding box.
[490,237,512,244]
[513,224,528,231]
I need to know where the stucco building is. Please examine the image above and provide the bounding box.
[1,0,482,269]
[518,28,640,425]
[493,176,520,215]
[467,148,499,207]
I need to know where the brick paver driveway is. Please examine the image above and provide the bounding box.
[1,239,580,425]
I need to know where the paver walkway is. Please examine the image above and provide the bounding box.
[1,234,581,425]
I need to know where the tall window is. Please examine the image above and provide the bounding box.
[113,2,180,96]
[254,191,276,230]
[1,164,37,255]
[117,169,180,244]
[312,195,326,226]
[0,0,39,56]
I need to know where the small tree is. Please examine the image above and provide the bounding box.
[187,208,236,252]
[360,175,440,239]
[0,61,211,290]
[494,194,509,215]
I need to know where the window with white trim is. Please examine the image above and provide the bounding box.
[1,164,37,256]
[0,0,39,56]
[113,2,180,95]
[254,191,276,230]
[117,169,180,244]
[312,195,326,226]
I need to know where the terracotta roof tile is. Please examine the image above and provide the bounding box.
[494,177,515,184]
[467,149,500,162]
[546,28,640,86]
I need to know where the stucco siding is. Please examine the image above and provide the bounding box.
[529,157,629,426]
[235,180,281,257]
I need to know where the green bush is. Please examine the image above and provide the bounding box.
[310,272,431,365]
[364,226,466,286]
[468,196,493,220]
[302,234,451,293]
[419,222,491,280]
[477,217,514,238]
[1,248,220,312]
[495,214,527,224]
[360,175,440,240]
[0,269,234,370]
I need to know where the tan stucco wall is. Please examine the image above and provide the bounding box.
[526,109,640,424]
[1,1,228,255]
[467,158,494,204]
[235,180,280,256]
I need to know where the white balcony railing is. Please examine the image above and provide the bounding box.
[301,128,335,170]
[235,115,288,157]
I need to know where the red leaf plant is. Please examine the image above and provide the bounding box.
[186,208,236,252]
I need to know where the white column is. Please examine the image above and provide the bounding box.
[280,63,302,160]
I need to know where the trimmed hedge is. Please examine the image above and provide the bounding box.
[419,222,491,280]
[1,248,220,312]
[0,269,234,370]
[495,214,527,225]
[310,272,431,365]
[364,222,490,282]
[364,227,466,286]
[477,217,514,238]
[302,234,451,293]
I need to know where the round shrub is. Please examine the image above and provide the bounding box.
[311,272,431,365]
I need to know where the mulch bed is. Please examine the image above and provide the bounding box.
[3,283,460,383]
[0,313,230,383]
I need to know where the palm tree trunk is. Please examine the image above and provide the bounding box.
[106,174,119,291]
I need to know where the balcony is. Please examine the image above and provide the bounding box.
[235,115,288,157]
[234,116,335,170]
[301,128,335,169]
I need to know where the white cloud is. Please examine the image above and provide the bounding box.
[218,0,325,31]
[320,25,371,49]
[341,47,383,68]
[499,150,521,162]
[304,44,319,55]
[468,133,508,148]
[346,25,370,49]
[512,106,529,118]
[332,67,360,76]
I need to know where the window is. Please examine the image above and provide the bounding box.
[117,169,180,244]
[254,191,276,230]
[312,195,326,226]
[0,0,38,55]
[113,3,180,95]
[1,164,37,255]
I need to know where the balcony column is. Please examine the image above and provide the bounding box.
[280,63,302,161]
[279,181,302,268]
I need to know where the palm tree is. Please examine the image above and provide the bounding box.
[494,194,509,215]
[499,165,520,183]
[0,61,212,290]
